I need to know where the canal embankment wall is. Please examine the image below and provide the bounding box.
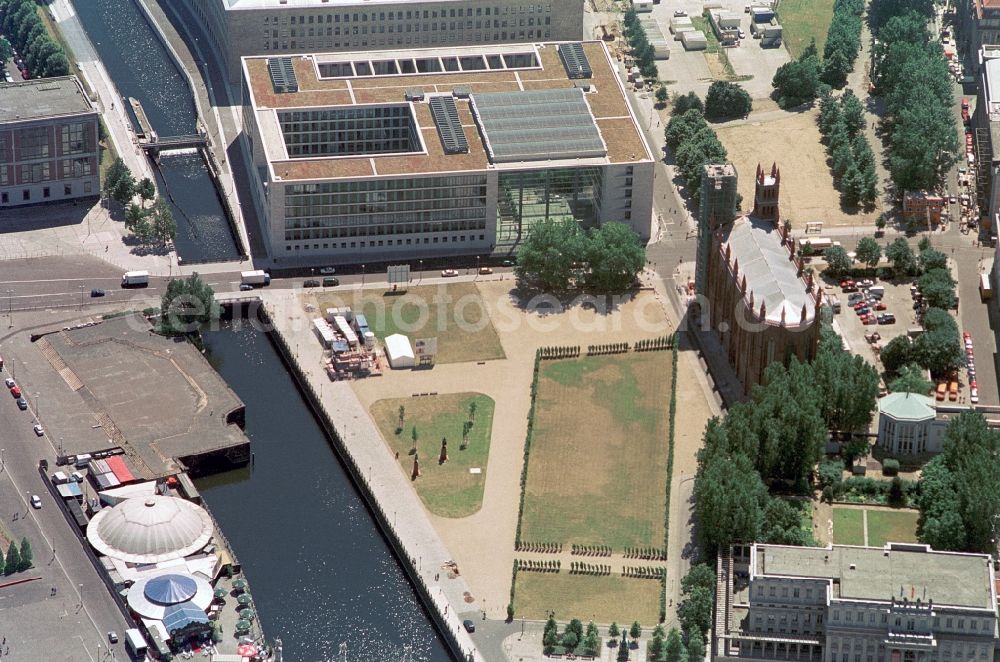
[224,297,481,662]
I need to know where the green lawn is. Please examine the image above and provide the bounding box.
[832,507,865,545]
[866,510,919,547]
[514,572,663,625]
[775,0,837,59]
[314,282,505,364]
[519,352,675,551]
[370,393,494,518]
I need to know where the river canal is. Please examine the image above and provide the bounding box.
[71,0,239,262]
[198,320,452,662]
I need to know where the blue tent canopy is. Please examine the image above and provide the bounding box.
[145,574,198,605]
[162,601,209,634]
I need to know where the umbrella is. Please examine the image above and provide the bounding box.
[232,579,248,591]
[213,588,228,599]
[235,619,251,632]
[239,608,255,621]
[237,593,252,606]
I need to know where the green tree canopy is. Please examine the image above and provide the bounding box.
[704,81,752,120]
[160,273,219,335]
[137,177,156,207]
[672,91,704,115]
[885,238,917,277]
[855,237,882,270]
[880,335,913,376]
[678,565,715,638]
[103,157,136,207]
[149,197,178,245]
[917,267,956,309]
[889,363,932,394]
[913,307,963,376]
[18,537,31,572]
[687,630,705,662]
[823,245,853,278]
[584,222,646,292]
[655,85,669,106]
[514,218,585,290]
[4,541,19,576]
[665,627,684,662]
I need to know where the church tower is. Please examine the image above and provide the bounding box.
[696,163,738,295]
[751,162,780,225]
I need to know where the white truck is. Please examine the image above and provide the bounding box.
[121,271,149,287]
[240,270,271,287]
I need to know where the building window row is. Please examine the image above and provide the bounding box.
[265,5,552,26]
[284,233,488,251]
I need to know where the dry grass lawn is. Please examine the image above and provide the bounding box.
[520,352,674,550]
[514,572,662,624]
[310,281,505,364]
[866,510,919,547]
[715,109,881,228]
[370,393,494,518]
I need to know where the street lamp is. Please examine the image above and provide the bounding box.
[7,289,12,328]
[419,260,423,284]
[34,392,40,422]
[361,264,366,286]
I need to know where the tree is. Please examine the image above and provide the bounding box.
[673,91,704,115]
[0,36,12,62]
[160,272,219,334]
[411,425,418,453]
[655,85,669,107]
[876,214,887,231]
[811,338,879,434]
[137,177,155,207]
[566,618,584,641]
[149,198,178,245]
[609,622,621,644]
[515,218,586,290]
[103,157,135,207]
[4,541,19,576]
[888,475,907,507]
[693,447,767,554]
[704,81,753,120]
[583,621,600,656]
[678,565,715,638]
[561,630,579,651]
[919,247,947,273]
[629,621,642,644]
[855,237,882,271]
[665,628,684,662]
[585,222,646,292]
[18,537,31,572]
[913,307,963,376]
[918,267,956,309]
[761,497,811,545]
[880,335,913,376]
[649,630,666,661]
[823,245,853,277]
[688,630,705,662]
[885,238,916,277]
[468,400,477,423]
[397,405,405,433]
[771,55,821,108]
[124,203,146,234]
[889,363,932,394]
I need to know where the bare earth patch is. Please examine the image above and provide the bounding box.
[716,109,881,228]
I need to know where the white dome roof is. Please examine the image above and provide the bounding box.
[87,495,214,564]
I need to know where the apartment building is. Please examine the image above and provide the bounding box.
[180,0,585,81]
[239,41,655,265]
[714,543,999,662]
[0,76,100,208]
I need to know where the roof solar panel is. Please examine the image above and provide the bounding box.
[429,96,469,154]
[267,57,298,93]
[558,43,593,80]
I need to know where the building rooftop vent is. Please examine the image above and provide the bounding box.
[558,43,593,79]
[429,96,469,155]
[405,87,425,101]
[267,57,298,93]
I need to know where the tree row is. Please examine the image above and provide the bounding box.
[0,0,70,77]
[817,90,878,206]
[665,108,728,206]
[623,8,659,81]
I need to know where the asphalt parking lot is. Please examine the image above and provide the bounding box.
[828,277,912,375]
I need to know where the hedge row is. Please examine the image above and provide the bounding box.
[569,562,612,576]
[663,336,680,554]
[587,342,629,356]
[635,336,674,352]
[514,352,543,547]
[571,544,612,557]
[622,566,665,580]
[516,541,563,553]
[538,345,581,360]
[516,559,561,573]
[623,546,665,560]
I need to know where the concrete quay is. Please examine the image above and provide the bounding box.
[227,290,484,661]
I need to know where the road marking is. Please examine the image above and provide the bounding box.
[1,277,125,285]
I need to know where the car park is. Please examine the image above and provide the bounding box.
[10,385,20,398]
[302,280,320,288]
[33,424,44,436]
[16,397,27,410]
[90,288,106,297]
[30,495,41,509]
[441,269,459,277]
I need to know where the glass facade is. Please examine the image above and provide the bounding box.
[278,105,421,157]
[496,167,602,245]
[283,174,487,241]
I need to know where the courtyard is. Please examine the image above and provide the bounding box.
[831,506,919,546]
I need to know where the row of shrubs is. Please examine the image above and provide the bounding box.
[635,335,673,352]
[569,562,612,576]
[537,346,581,360]
[516,559,561,573]
[571,544,612,557]
[623,546,665,560]
[663,339,680,555]
[514,355,542,548]
[516,541,563,553]
[623,566,665,580]
[587,342,629,356]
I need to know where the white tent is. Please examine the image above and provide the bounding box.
[384,334,415,369]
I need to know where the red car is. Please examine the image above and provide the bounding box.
[9,385,21,398]
[840,279,855,288]
[862,316,877,325]
[875,302,887,311]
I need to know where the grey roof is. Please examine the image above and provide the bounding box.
[755,544,995,610]
[0,76,93,122]
[470,88,606,163]
[723,217,814,326]
[87,495,214,564]
[878,392,936,421]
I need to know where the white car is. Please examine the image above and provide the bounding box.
[4,377,13,388]
[33,424,44,437]
[30,495,41,509]
[319,267,336,275]
[441,269,459,277]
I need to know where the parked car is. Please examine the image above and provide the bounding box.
[971,387,980,404]
[323,277,339,287]
[107,632,118,644]
[936,382,947,401]
[875,302,887,311]
[239,283,254,291]
[33,424,44,437]
[738,29,746,39]
[478,267,493,275]
[10,385,21,398]
[673,9,687,16]
[302,279,321,288]
[4,377,14,388]
[319,267,336,275]
[855,306,870,315]
[861,316,876,325]
[16,397,27,410]
[877,313,896,324]
[441,269,459,277]
[949,381,959,401]
[463,619,476,633]
[30,495,41,509]
[90,288,105,297]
